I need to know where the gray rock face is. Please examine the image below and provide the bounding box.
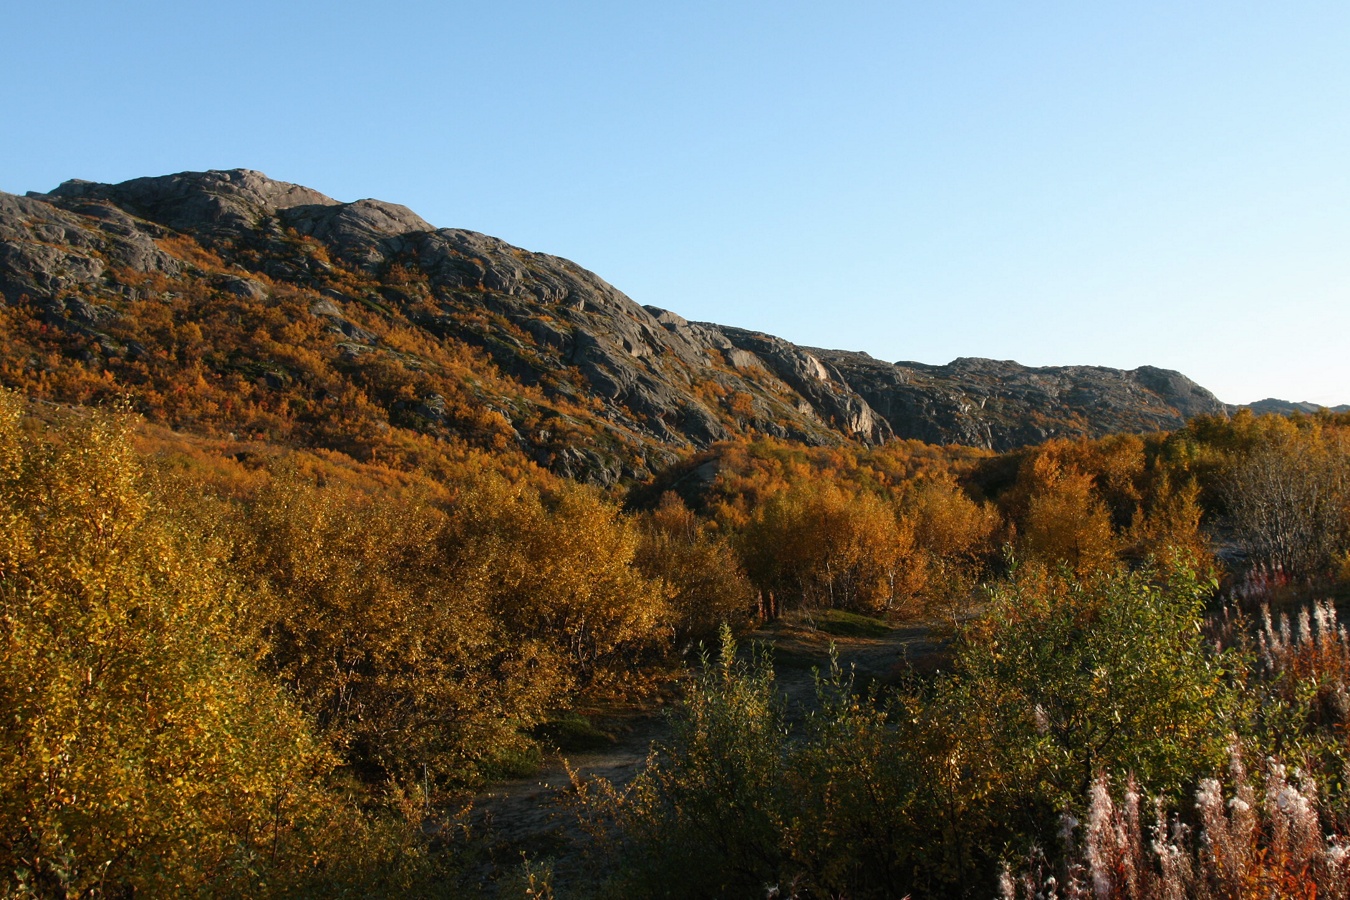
[815,351,1228,451]
[284,200,434,268]
[0,192,182,303]
[0,168,1234,480]
[43,169,339,236]
[707,326,893,444]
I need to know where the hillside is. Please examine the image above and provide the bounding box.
[4,170,1349,896]
[1241,397,1350,416]
[0,168,1227,482]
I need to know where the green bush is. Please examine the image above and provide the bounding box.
[588,628,791,898]
[583,563,1242,898]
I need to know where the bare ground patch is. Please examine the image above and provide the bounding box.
[464,615,950,894]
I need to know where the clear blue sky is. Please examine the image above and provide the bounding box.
[4,1,1348,405]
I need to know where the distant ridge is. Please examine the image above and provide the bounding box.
[0,168,1234,482]
[1239,398,1350,417]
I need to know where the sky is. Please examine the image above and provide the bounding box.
[3,1,1348,406]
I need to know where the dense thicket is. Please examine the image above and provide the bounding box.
[573,411,1350,899]
[679,410,1350,614]
[0,395,444,897]
[0,393,685,897]
[3,385,1349,897]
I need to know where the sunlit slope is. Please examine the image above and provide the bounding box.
[0,168,1226,482]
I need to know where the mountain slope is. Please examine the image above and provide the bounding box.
[0,168,1227,481]
[1240,398,1350,417]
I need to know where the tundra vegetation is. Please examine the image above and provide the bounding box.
[2,384,1350,897]
[2,170,1343,897]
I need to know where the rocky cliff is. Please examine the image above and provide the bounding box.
[0,168,1228,481]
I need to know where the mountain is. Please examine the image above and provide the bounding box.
[0,168,1228,483]
[1240,398,1350,417]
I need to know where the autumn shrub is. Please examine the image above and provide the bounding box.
[580,634,996,898]
[938,432,1226,593]
[906,479,1000,567]
[634,493,754,644]
[1127,468,1214,572]
[0,393,376,897]
[739,481,922,614]
[579,630,793,899]
[955,562,1239,810]
[1015,453,1120,575]
[780,661,965,899]
[904,478,1000,619]
[1221,426,1350,575]
[856,560,1243,894]
[582,563,1241,898]
[446,472,671,687]
[1176,409,1312,511]
[234,473,562,790]
[1000,585,1350,899]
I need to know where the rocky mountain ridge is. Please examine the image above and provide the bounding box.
[0,168,1230,482]
[1240,398,1350,417]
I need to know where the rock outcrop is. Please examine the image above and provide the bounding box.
[814,351,1227,452]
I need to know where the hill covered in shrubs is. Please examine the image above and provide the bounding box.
[3,381,1349,895]
[4,168,1350,897]
[1,168,1229,489]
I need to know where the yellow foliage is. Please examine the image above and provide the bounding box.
[636,493,754,642]
[741,481,923,614]
[906,479,1000,566]
[1017,454,1118,575]
[0,392,352,896]
[236,473,564,787]
[447,474,671,683]
[1129,469,1215,573]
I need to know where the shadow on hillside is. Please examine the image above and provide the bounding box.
[463,612,952,895]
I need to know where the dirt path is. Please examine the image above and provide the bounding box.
[756,621,948,722]
[465,620,948,893]
[462,706,669,892]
